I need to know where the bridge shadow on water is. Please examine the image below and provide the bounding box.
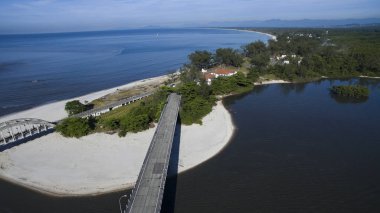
[0,129,54,152]
[161,116,181,213]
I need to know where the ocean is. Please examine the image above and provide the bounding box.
[0,28,269,116]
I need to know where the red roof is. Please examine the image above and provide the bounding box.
[214,68,236,75]
[204,73,215,80]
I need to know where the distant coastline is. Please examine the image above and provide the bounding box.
[207,27,277,41]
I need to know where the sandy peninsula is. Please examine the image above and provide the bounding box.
[211,27,277,41]
[0,101,234,196]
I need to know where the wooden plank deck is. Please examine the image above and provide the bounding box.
[125,93,181,213]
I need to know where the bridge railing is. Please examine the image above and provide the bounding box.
[71,92,153,118]
[0,92,153,147]
[125,93,181,213]
[0,118,55,146]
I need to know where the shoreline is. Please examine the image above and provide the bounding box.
[0,100,235,197]
[234,29,277,41]
[0,28,274,123]
[359,75,380,79]
[208,27,277,41]
[0,77,377,197]
[0,79,286,197]
[0,79,290,197]
[0,29,278,196]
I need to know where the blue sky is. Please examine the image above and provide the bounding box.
[0,0,379,33]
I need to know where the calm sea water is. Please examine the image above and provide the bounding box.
[1,78,379,213]
[0,28,268,117]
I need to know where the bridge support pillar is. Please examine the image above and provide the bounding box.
[27,125,32,136]
[19,125,25,139]
[9,128,15,142]
[0,132,5,144]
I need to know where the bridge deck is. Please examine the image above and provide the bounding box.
[126,93,181,213]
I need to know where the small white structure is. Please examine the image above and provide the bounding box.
[204,73,215,85]
[201,68,208,73]
[283,60,290,65]
[276,55,287,60]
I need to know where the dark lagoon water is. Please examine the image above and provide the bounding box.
[0,28,268,116]
[1,78,379,213]
[162,78,380,213]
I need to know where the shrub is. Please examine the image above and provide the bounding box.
[211,72,252,95]
[120,113,150,133]
[178,82,215,125]
[65,100,86,115]
[56,117,91,138]
[330,85,370,98]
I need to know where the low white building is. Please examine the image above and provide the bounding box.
[203,68,237,85]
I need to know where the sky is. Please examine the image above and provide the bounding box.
[0,0,379,34]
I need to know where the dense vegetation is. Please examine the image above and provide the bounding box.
[65,100,86,115]
[330,85,370,98]
[237,27,380,81]
[58,27,379,138]
[178,82,215,125]
[102,88,172,137]
[215,48,244,67]
[56,117,92,138]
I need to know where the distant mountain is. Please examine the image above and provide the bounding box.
[205,18,380,28]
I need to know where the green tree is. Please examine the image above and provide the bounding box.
[120,113,150,134]
[188,51,213,69]
[178,82,215,125]
[211,72,251,95]
[330,85,370,98]
[244,41,268,57]
[179,64,202,83]
[65,100,86,115]
[250,53,270,68]
[215,48,244,67]
[56,117,91,138]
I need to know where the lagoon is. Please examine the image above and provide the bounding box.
[163,78,380,213]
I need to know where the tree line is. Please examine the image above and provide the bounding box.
[57,27,379,138]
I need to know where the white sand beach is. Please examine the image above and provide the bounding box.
[359,75,380,79]
[254,79,290,85]
[206,28,277,41]
[0,101,234,196]
[237,29,277,41]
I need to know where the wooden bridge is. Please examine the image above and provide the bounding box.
[0,118,55,146]
[125,93,181,213]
